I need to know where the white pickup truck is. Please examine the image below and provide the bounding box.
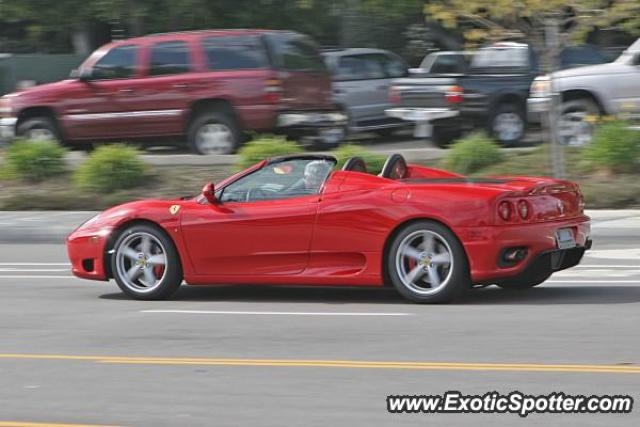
[528,39,640,145]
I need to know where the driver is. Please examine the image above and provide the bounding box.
[288,160,332,195]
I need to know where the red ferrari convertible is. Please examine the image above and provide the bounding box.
[67,154,591,303]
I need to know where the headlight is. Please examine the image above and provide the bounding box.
[530,76,551,98]
[0,97,12,114]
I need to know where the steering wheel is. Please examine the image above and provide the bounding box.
[245,187,278,202]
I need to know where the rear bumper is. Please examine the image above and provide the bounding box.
[461,215,591,284]
[277,110,348,130]
[385,108,460,138]
[0,117,17,142]
[385,107,459,122]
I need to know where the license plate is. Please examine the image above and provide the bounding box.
[556,228,576,249]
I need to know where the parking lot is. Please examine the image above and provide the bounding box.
[0,211,638,426]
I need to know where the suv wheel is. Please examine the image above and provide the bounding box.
[17,117,62,144]
[490,104,525,146]
[188,112,240,155]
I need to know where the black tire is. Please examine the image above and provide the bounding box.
[386,221,470,303]
[111,224,183,300]
[374,128,395,138]
[187,111,240,155]
[495,271,551,290]
[16,117,62,144]
[431,125,459,148]
[489,103,526,146]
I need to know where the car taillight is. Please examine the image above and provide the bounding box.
[517,200,531,220]
[577,192,585,213]
[445,85,464,103]
[264,78,282,104]
[388,86,401,104]
[498,201,513,221]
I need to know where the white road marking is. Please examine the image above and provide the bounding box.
[586,249,640,260]
[0,263,70,266]
[141,310,413,316]
[0,268,69,272]
[0,275,75,279]
[546,280,639,283]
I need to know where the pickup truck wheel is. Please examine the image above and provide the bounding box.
[490,104,525,146]
[17,117,62,144]
[558,99,599,146]
[188,112,239,155]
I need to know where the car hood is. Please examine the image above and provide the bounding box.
[6,79,77,99]
[552,62,621,79]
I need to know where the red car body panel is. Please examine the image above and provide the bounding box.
[66,162,591,289]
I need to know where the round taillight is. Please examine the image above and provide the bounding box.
[498,201,513,221]
[517,200,530,219]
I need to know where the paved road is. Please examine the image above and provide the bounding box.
[0,212,638,426]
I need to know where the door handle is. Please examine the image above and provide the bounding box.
[172,83,189,90]
[119,88,135,95]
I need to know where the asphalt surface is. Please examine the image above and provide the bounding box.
[0,211,638,426]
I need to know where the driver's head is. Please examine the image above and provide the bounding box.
[303,160,331,188]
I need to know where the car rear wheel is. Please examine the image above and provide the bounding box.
[387,221,469,303]
[17,117,62,144]
[111,224,183,300]
[490,104,525,146]
[188,111,240,155]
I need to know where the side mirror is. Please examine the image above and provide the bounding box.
[201,182,217,204]
[77,68,95,82]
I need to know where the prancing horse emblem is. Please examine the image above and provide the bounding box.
[169,205,181,215]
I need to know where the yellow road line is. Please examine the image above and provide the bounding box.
[0,353,638,374]
[0,422,121,427]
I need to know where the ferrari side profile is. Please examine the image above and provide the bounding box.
[66,153,591,303]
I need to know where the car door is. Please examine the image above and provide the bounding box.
[112,39,196,137]
[180,158,334,276]
[61,44,140,140]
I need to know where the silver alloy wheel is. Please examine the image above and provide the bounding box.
[115,232,168,294]
[27,128,56,141]
[395,230,454,296]
[195,123,234,154]
[493,112,524,142]
[558,111,594,146]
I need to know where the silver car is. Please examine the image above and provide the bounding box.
[323,48,408,137]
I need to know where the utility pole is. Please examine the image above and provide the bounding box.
[545,17,565,179]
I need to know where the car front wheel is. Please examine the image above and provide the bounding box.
[387,221,469,303]
[17,117,62,144]
[111,224,183,300]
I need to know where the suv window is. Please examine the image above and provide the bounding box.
[267,34,326,72]
[149,41,191,76]
[335,54,386,81]
[219,159,334,203]
[203,35,269,70]
[93,45,139,79]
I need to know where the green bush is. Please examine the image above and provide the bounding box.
[333,144,387,175]
[236,136,304,169]
[582,121,640,174]
[74,144,146,193]
[442,133,504,175]
[3,139,67,182]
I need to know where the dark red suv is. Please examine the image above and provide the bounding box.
[0,30,346,154]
